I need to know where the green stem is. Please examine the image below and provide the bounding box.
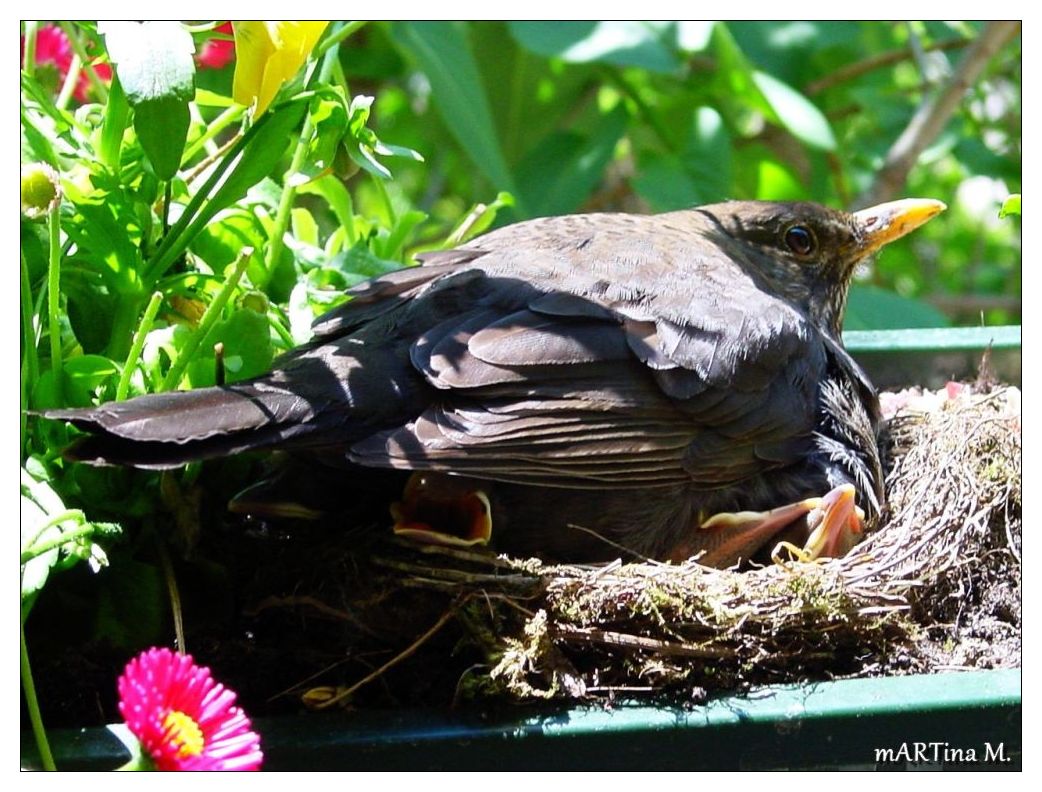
[116,291,164,401]
[262,39,341,280]
[22,524,99,566]
[372,175,398,227]
[21,252,39,390]
[183,104,244,163]
[268,310,297,350]
[162,181,172,235]
[105,292,146,362]
[144,109,278,285]
[59,21,109,103]
[21,622,56,770]
[161,249,252,391]
[154,529,185,652]
[46,201,62,404]
[188,103,219,158]
[54,52,81,111]
[22,508,86,553]
[22,21,38,76]
[314,20,368,58]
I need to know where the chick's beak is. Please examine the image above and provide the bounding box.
[852,198,947,257]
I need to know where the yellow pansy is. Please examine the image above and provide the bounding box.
[232,21,328,116]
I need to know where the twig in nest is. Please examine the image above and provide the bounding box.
[309,597,467,710]
[566,522,652,563]
[553,625,736,660]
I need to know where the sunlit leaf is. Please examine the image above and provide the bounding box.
[752,70,836,151]
[999,194,1021,218]
[509,21,677,72]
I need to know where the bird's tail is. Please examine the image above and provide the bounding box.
[43,381,339,469]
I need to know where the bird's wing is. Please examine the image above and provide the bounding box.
[344,223,825,490]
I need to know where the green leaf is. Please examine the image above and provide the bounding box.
[290,89,351,186]
[208,102,308,212]
[373,209,428,261]
[516,106,627,217]
[752,70,836,151]
[999,194,1021,218]
[392,22,518,203]
[291,207,320,247]
[332,240,407,279]
[634,107,734,210]
[509,21,678,72]
[191,208,267,272]
[685,106,733,202]
[299,175,356,234]
[99,73,130,170]
[194,88,236,107]
[710,24,774,137]
[756,158,809,200]
[134,96,191,179]
[63,354,121,406]
[184,307,273,387]
[444,192,516,246]
[844,285,950,331]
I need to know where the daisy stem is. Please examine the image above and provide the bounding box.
[21,623,56,770]
[60,21,109,103]
[160,248,252,391]
[22,21,38,76]
[54,52,81,110]
[46,200,63,404]
[116,291,164,401]
[183,104,244,164]
[21,252,39,446]
[313,20,368,58]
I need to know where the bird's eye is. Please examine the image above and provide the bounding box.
[784,225,816,256]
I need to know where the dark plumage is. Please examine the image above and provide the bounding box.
[47,199,945,565]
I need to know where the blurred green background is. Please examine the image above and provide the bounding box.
[318,21,1021,329]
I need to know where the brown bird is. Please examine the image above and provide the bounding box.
[47,198,945,567]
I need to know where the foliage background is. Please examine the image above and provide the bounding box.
[19,20,1021,734]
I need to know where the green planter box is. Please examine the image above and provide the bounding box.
[22,669,1021,770]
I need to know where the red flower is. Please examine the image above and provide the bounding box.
[118,647,263,771]
[198,22,235,70]
[23,23,111,103]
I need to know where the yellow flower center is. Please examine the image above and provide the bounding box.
[163,710,205,758]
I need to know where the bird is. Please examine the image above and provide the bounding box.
[45,198,946,567]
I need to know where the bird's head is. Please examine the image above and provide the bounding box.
[697,198,946,338]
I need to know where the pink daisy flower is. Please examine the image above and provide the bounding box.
[23,24,111,103]
[197,22,235,70]
[117,647,263,771]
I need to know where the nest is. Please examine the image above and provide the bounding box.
[292,382,1020,709]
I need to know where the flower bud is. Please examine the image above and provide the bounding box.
[21,163,62,219]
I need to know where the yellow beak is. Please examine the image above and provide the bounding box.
[852,198,947,256]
